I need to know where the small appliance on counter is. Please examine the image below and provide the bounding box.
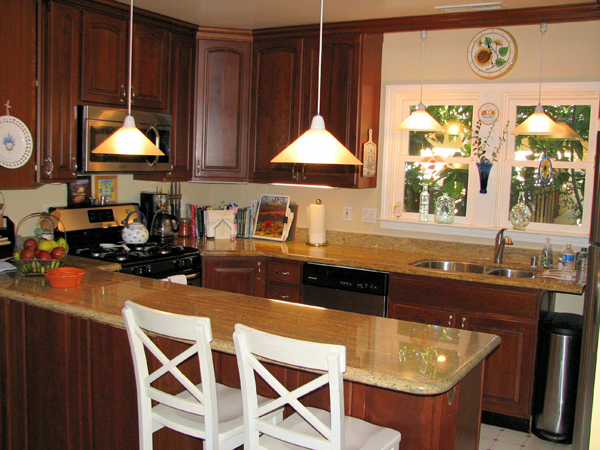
[0,216,15,259]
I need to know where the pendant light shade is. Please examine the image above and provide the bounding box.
[512,24,561,136]
[270,0,361,166]
[396,30,444,132]
[91,0,164,156]
[271,115,362,164]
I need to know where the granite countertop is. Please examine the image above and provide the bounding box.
[185,237,584,294]
[0,257,499,396]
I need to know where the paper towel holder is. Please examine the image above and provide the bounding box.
[307,199,328,247]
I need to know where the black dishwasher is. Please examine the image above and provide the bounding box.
[302,263,389,317]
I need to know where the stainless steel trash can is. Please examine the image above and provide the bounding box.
[532,312,583,444]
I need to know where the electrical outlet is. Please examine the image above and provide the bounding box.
[343,206,352,222]
[362,208,377,224]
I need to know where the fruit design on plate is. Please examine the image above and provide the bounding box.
[13,237,68,274]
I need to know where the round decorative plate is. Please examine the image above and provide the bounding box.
[468,28,518,79]
[478,103,500,125]
[0,115,33,168]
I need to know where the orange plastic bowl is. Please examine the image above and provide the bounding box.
[43,267,86,288]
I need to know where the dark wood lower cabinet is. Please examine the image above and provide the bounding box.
[203,256,266,297]
[388,273,548,420]
[2,297,485,450]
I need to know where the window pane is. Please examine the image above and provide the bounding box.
[404,162,469,216]
[510,166,586,226]
[514,105,590,162]
[408,105,473,156]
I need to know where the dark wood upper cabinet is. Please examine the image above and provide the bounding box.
[249,37,305,184]
[81,11,169,111]
[193,39,251,182]
[81,10,129,107]
[38,0,81,182]
[249,33,382,188]
[0,0,38,188]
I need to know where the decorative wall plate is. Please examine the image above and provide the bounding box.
[468,28,518,79]
[0,115,33,169]
[478,103,500,124]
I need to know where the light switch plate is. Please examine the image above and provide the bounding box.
[362,208,377,224]
[343,206,352,221]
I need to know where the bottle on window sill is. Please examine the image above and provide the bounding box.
[419,185,429,222]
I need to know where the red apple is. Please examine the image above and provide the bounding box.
[23,238,38,250]
[51,246,66,260]
[37,250,52,260]
[35,249,43,259]
[20,248,35,260]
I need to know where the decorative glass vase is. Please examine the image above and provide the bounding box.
[434,193,455,224]
[476,161,493,194]
[509,191,532,231]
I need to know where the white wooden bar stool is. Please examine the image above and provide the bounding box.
[233,323,402,450]
[122,301,280,450]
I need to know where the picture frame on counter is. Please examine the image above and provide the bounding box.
[252,194,291,242]
[94,176,118,204]
[67,177,92,208]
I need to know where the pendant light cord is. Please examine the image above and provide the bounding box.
[316,0,324,116]
[420,30,426,104]
[538,23,547,106]
[128,0,134,116]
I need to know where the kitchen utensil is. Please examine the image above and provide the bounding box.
[149,208,180,244]
[121,211,149,244]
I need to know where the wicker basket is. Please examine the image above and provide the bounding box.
[11,212,68,276]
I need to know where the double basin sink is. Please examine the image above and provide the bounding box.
[410,259,537,278]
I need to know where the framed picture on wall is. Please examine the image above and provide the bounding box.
[94,176,118,204]
[67,177,92,207]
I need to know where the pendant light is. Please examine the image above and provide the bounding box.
[270,0,362,165]
[395,30,444,132]
[512,24,563,136]
[92,0,164,156]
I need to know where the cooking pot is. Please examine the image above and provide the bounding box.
[121,211,149,244]
[149,208,179,244]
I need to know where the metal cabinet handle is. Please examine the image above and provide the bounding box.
[274,294,290,299]
[256,261,262,280]
[120,84,126,103]
[448,314,453,327]
[275,271,290,276]
[461,317,467,329]
[43,157,53,176]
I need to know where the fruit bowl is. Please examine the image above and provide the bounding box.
[43,267,85,288]
[12,212,68,276]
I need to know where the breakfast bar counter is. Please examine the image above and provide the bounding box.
[0,257,499,450]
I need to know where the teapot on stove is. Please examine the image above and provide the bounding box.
[121,211,149,244]
[149,208,179,244]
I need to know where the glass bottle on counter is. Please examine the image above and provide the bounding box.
[576,248,588,284]
[419,184,430,222]
[561,244,576,280]
[541,237,553,269]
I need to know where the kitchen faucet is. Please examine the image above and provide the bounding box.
[494,228,514,264]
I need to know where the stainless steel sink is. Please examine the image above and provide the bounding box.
[410,259,538,278]
[485,268,537,278]
[410,260,486,274]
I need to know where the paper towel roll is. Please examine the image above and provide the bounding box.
[308,202,327,245]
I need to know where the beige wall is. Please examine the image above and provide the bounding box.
[3,21,600,445]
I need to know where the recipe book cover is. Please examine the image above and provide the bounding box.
[252,195,290,241]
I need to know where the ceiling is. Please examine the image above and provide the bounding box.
[116,0,594,30]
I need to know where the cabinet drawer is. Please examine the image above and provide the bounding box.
[265,283,301,303]
[266,259,302,285]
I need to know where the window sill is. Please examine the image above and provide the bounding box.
[379,218,589,249]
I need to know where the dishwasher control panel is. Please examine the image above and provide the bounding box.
[302,262,388,296]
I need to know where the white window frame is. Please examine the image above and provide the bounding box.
[380,82,599,248]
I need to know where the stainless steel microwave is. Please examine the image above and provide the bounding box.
[78,105,172,173]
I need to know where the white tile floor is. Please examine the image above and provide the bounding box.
[480,424,573,450]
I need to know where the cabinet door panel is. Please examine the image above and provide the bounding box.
[81,10,128,105]
[266,258,303,285]
[39,0,81,182]
[388,303,456,328]
[194,40,250,180]
[265,282,301,303]
[203,257,265,297]
[131,22,169,111]
[250,38,304,184]
[463,314,535,418]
